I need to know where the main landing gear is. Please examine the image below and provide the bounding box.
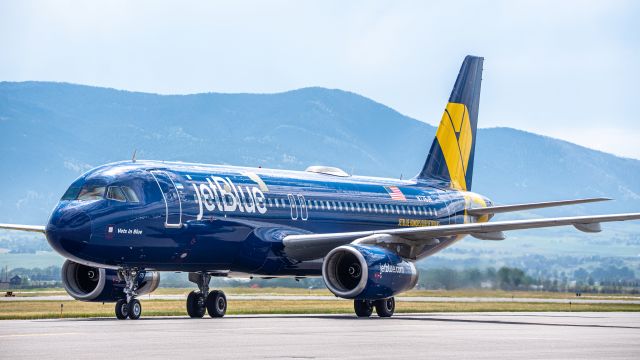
[354,297,395,318]
[186,272,227,318]
[115,268,143,320]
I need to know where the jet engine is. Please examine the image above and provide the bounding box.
[322,244,418,300]
[61,259,160,302]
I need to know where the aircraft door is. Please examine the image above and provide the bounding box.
[150,170,183,228]
[297,195,308,220]
[287,194,298,220]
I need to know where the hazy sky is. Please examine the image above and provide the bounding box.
[1,1,639,159]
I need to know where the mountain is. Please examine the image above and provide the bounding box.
[1,81,639,226]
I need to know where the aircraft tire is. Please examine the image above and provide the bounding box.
[206,290,227,318]
[354,300,373,317]
[128,299,142,320]
[186,290,206,318]
[374,297,395,318]
[115,299,129,320]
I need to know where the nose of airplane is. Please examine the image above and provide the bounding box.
[46,204,92,258]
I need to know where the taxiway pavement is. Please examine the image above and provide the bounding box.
[0,312,638,359]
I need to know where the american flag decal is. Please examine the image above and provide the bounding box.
[385,186,406,201]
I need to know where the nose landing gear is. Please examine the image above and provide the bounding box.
[115,269,143,320]
[187,272,227,318]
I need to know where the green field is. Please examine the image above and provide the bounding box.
[8,287,640,300]
[1,287,639,320]
[1,299,638,320]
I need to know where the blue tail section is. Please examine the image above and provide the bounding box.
[417,55,483,191]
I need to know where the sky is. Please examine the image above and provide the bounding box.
[1,0,639,159]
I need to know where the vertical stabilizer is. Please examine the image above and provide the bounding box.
[417,55,483,191]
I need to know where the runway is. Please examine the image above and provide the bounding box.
[1,312,639,359]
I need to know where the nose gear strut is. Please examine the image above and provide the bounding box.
[115,268,143,320]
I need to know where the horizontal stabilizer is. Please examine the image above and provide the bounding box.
[466,197,611,216]
[0,223,46,233]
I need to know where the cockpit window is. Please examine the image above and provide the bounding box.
[121,186,140,203]
[77,184,106,201]
[61,185,81,200]
[104,185,140,203]
[106,186,127,202]
[61,178,85,200]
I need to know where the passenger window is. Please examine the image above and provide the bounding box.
[106,186,127,202]
[121,186,140,203]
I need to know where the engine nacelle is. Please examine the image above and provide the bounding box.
[322,244,418,300]
[61,260,160,302]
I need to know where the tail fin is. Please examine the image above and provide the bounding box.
[417,55,484,191]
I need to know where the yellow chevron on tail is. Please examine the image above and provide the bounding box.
[435,102,473,191]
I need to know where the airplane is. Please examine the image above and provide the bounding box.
[1,55,639,320]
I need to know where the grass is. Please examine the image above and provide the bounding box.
[3,287,638,320]
[8,287,640,300]
[1,299,639,320]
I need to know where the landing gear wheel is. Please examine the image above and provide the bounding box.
[128,299,142,320]
[115,299,129,320]
[374,297,395,318]
[206,290,227,318]
[354,300,373,317]
[186,291,206,318]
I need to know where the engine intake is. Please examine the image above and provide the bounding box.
[322,244,418,300]
[62,260,160,302]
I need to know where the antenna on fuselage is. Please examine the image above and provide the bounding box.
[131,149,137,163]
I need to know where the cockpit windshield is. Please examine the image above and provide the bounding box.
[77,184,106,201]
[60,179,107,202]
[61,177,142,203]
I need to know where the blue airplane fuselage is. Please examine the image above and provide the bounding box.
[45,160,492,276]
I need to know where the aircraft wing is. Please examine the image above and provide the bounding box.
[282,212,640,261]
[0,224,46,233]
[466,197,610,216]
